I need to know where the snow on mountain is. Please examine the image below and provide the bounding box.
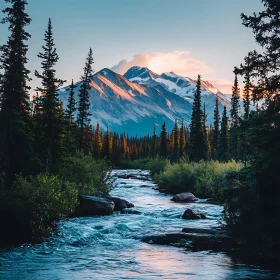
[58,67,231,136]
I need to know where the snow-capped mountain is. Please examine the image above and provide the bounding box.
[58,67,230,136]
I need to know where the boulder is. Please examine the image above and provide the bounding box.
[110,196,134,211]
[95,192,134,211]
[77,194,115,216]
[182,208,206,219]
[171,192,197,203]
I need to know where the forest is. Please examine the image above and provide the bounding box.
[0,0,279,267]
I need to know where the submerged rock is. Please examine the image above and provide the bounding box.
[77,194,115,216]
[182,208,206,219]
[142,231,233,251]
[120,209,142,215]
[171,192,197,203]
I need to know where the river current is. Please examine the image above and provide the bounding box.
[0,170,279,280]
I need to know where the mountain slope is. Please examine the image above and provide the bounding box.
[58,67,230,135]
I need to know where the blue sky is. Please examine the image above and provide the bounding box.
[0,0,263,94]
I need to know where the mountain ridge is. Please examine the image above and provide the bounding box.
[58,67,230,136]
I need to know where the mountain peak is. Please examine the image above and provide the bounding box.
[124,66,159,81]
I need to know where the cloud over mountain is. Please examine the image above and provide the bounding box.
[111,51,213,77]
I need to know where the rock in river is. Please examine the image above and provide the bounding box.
[95,192,134,211]
[120,209,142,215]
[182,208,206,219]
[171,192,197,203]
[77,194,115,216]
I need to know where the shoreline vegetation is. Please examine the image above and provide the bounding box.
[0,0,279,271]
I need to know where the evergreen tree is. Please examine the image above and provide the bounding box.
[102,127,112,161]
[64,79,77,154]
[243,63,251,119]
[0,0,35,179]
[34,18,66,173]
[179,118,186,158]
[217,106,229,162]
[151,125,157,158]
[77,48,93,152]
[230,73,240,127]
[188,75,207,162]
[159,122,168,158]
[212,97,220,160]
[229,73,240,160]
[93,122,102,159]
[65,79,76,123]
[171,119,180,162]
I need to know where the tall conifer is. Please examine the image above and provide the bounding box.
[34,18,65,173]
[159,122,168,158]
[77,48,93,152]
[0,0,35,179]
[212,97,220,159]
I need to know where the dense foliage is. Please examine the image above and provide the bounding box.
[154,161,242,200]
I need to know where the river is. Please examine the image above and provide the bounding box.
[0,170,279,280]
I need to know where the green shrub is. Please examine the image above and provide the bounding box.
[0,174,78,243]
[154,160,243,200]
[60,151,112,195]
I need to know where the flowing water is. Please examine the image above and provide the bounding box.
[0,170,279,280]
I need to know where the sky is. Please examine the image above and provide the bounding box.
[0,0,264,95]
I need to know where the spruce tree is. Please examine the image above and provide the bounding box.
[188,75,207,162]
[102,127,112,161]
[151,125,157,158]
[217,106,229,162]
[229,73,240,160]
[77,48,93,152]
[65,79,77,123]
[64,79,77,154]
[34,18,66,173]
[212,97,220,160]
[171,119,180,162]
[93,122,102,159]
[230,74,240,127]
[179,118,186,158]
[243,65,251,119]
[0,0,35,179]
[159,122,168,158]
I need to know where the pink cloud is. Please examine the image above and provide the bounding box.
[111,51,212,76]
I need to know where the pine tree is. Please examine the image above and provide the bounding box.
[243,64,251,119]
[188,75,207,162]
[212,97,220,160]
[65,79,77,123]
[151,125,157,158]
[102,127,112,161]
[171,119,180,162]
[179,118,186,158]
[229,73,241,160]
[34,18,66,173]
[93,122,102,159]
[0,0,35,179]
[230,73,240,127]
[64,80,77,154]
[159,122,168,158]
[77,48,94,152]
[217,106,229,162]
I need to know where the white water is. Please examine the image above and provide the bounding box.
[0,170,279,280]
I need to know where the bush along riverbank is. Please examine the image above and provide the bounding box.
[0,152,113,245]
[153,160,243,202]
